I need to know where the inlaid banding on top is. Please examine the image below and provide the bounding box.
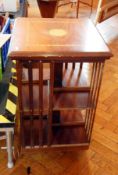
[49,29,67,37]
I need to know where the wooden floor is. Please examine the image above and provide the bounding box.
[0,0,118,174]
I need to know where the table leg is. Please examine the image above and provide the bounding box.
[6,131,14,168]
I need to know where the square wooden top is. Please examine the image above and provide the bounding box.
[8,18,112,61]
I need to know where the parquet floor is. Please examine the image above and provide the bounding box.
[0,1,118,174]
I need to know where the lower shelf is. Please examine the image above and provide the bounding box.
[22,118,48,146]
[52,110,85,126]
[22,117,89,148]
[52,126,88,145]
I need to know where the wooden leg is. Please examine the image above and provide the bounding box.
[76,0,80,18]
[6,131,14,168]
[37,0,58,18]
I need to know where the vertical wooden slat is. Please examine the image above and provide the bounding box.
[65,62,68,69]
[76,0,80,18]
[80,62,83,69]
[16,60,25,147]
[85,61,105,141]
[39,61,43,146]
[90,0,94,17]
[48,62,54,145]
[88,62,105,141]
[72,62,75,69]
[85,62,96,129]
[86,62,100,136]
[86,62,99,137]
[28,61,34,147]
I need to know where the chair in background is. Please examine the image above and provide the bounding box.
[76,0,94,18]
[95,0,118,25]
[57,0,94,18]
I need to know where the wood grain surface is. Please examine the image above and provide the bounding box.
[8,18,112,60]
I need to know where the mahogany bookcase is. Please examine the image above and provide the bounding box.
[8,18,112,150]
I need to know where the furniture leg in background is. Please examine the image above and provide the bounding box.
[37,0,58,18]
[6,130,14,168]
[0,128,14,168]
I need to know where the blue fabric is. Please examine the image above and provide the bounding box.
[1,18,11,70]
[20,0,24,3]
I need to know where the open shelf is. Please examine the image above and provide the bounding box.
[52,110,85,126]
[53,92,93,110]
[62,63,91,88]
[51,126,88,145]
[19,62,104,149]
[23,118,48,146]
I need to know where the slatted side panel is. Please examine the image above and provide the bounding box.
[17,61,45,148]
[16,60,24,146]
[16,60,105,149]
[85,61,105,142]
[48,62,54,145]
[39,61,43,146]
